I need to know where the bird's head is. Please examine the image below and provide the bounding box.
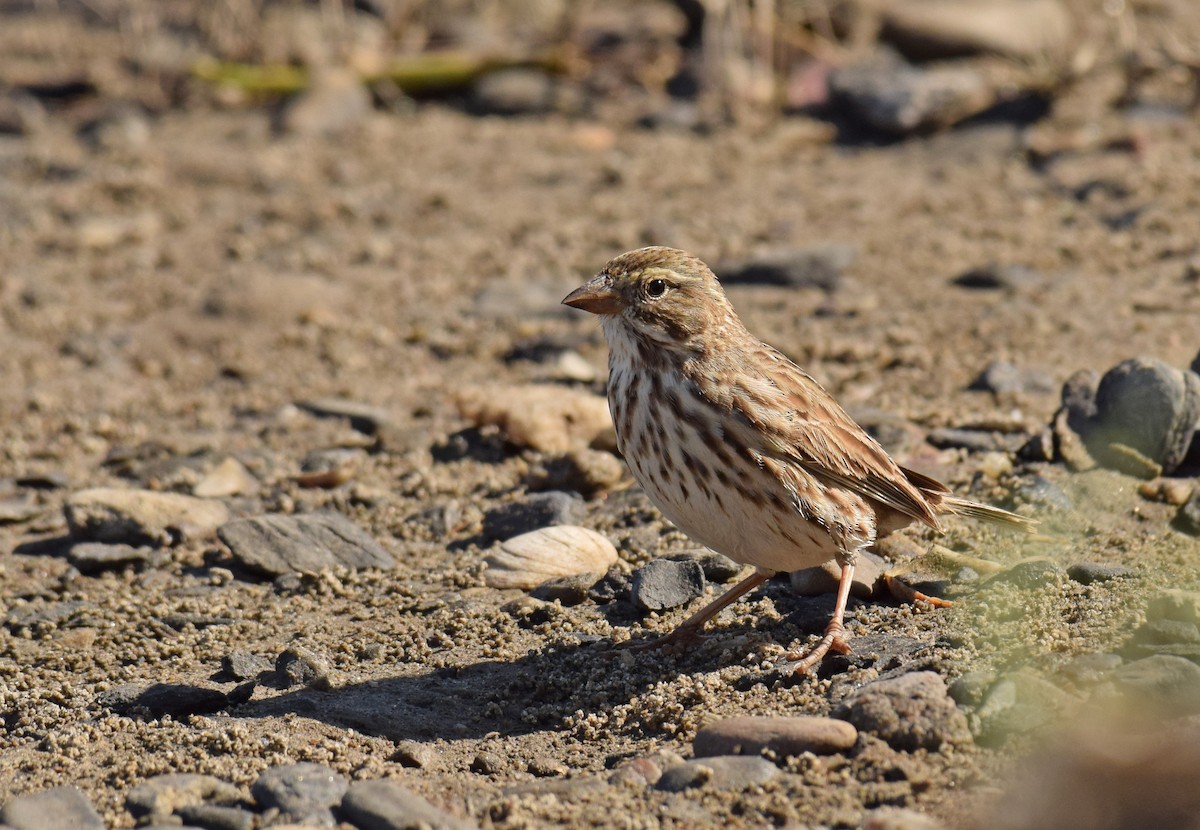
[562,247,732,349]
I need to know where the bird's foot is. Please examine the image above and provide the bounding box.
[883,573,953,608]
[782,623,851,675]
[625,624,707,654]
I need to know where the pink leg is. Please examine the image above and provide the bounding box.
[630,569,772,652]
[786,562,855,674]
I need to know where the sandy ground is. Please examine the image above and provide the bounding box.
[2,2,1200,828]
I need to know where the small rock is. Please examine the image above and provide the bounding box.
[526,449,626,497]
[526,756,568,777]
[251,763,347,827]
[1057,652,1123,686]
[482,492,583,542]
[99,682,231,718]
[218,512,393,577]
[1176,490,1200,536]
[193,457,258,498]
[454,385,614,454]
[834,671,971,751]
[694,716,857,758]
[987,558,1064,590]
[1067,563,1133,585]
[471,68,556,115]
[715,244,856,291]
[948,671,995,706]
[655,756,779,792]
[530,571,604,605]
[390,741,439,770]
[969,360,1056,395]
[548,350,598,383]
[0,785,104,830]
[953,264,1047,291]
[790,551,883,598]
[126,774,242,821]
[1111,655,1200,716]
[1017,428,1055,462]
[280,68,371,136]
[881,0,1071,60]
[471,752,504,775]
[664,549,743,583]
[221,651,272,681]
[1012,475,1074,512]
[66,542,151,574]
[829,60,992,134]
[65,488,229,546]
[608,756,663,787]
[295,448,364,489]
[1139,478,1195,506]
[340,779,479,830]
[296,399,394,436]
[631,558,706,611]
[974,670,1079,743]
[276,645,333,690]
[175,803,254,830]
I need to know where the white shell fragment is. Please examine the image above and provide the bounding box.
[484,525,618,590]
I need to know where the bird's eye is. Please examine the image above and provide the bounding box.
[645,279,669,299]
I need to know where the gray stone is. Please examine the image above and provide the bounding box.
[0,494,41,524]
[987,558,1064,590]
[664,549,744,582]
[252,763,347,827]
[0,785,104,830]
[470,752,504,774]
[925,427,1020,453]
[221,650,272,680]
[968,360,1056,394]
[631,558,706,611]
[791,551,883,598]
[694,715,857,758]
[714,244,856,291]
[339,779,480,830]
[65,488,229,546]
[67,542,151,574]
[881,0,1071,60]
[276,645,333,690]
[1067,562,1133,585]
[218,513,393,577]
[175,803,254,830]
[655,756,779,792]
[126,774,241,821]
[1112,655,1200,716]
[834,671,971,751]
[99,682,230,719]
[829,60,992,134]
[482,492,583,541]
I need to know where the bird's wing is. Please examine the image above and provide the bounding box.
[727,348,943,531]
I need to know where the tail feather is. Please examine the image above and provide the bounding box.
[941,495,1038,534]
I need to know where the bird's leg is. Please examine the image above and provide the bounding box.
[786,562,855,674]
[629,569,771,652]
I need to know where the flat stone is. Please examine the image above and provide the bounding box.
[526,449,626,497]
[1067,562,1133,585]
[664,549,744,582]
[175,803,254,830]
[655,756,779,792]
[252,763,347,827]
[790,551,883,598]
[829,60,992,135]
[530,571,604,606]
[631,558,706,611]
[296,398,394,435]
[454,384,614,454]
[694,715,857,758]
[0,493,41,524]
[481,492,583,541]
[65,488,229,546]
[0,785,104,830]
[125,774,241,821]
[339,779,480,830]
[1012,476,1074,512]
[221,650,273,681]
[218,513,393,577]
[986,558,1064,590]
[834,671,971,751]
[67,542,151,574]
[714,244,856,291]
[99,682,231,719]
[276,645,333,690]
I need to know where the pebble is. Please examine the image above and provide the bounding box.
[986,558,1064,590]
[454,384,614,454]
[1177,490,1200,536]
[251,763,347,827]
[530,571,605,605]
[1057,652,1123,686]
[608,756,663,788]
[1111,655,1200,716]
[1066,562,1133,585]
[656,756,779,792]
[0,785,104,830]
[526,756,569,777]
[481,491,583,541]
[217,513,394,577]
[881,0,1071,60]
[526,449,626,496]
[663,549,743,583]
[125,774,242,822]
[630,558,706,611]
[66,541,151,574]
[296,398,394,436]
[693,715,857,758]
[221,650,273,680]
[833,671,971,751]
[276,644,334,690]
[471,68,556,115]
[828,60,992,135]
[0,493,41,524]
[99,682,231,718]
[968,360,1056,395]
[1012,475,1074,512]
[295,448,364,488]
[948,671,995,706]
[714,243,856,291]
[1138,477,1195,506]
[974,670,1078,743]
[175,803,255,830]
[390,740,439,770]
[790,551,883,598]
[953,264,1047,291]
[64,488,229,546]
[339,779,480,830]
[193,457,258,498]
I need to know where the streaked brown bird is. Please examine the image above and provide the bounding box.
[563,246,1034,672]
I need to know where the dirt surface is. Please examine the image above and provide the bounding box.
[2,2,1200,829]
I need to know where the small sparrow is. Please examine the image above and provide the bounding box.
[563,246,1034,672]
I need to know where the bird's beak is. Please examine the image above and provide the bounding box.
[562,275,623,315]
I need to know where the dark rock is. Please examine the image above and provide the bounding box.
[252,763,347,827]
[67,542,151,574]
[880,0,1071,60]
[15,472,69,490]
[296,398,394,435]
[98,682,230,718]
[824,633,927,675]
[953,264,1046,291]
[126,774,241,821]
[714,244,856,291]
[482,492,583,542]
[218,513,393,577]
[65,488,228,546]
[339,779,480,830]
[655,756,779,792]
[588,567,633,604]
[221,651,272,681]
[969,360,1056,394]
[1060,369,1099,429]
[1067,563,1133,585]
[1017,428,1055,462]
[276,645,333,690]
[0,785,104,830]
[833,671,971,751]
[693,716,857,758]
[175,803,254,830]
[829,60,992,134]
[664,549,743,583]
[630,558,706,611]
[4,600,86,633]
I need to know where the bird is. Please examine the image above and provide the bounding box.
[562,246,1035,673]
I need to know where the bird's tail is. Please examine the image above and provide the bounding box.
[941,495,1039,534]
